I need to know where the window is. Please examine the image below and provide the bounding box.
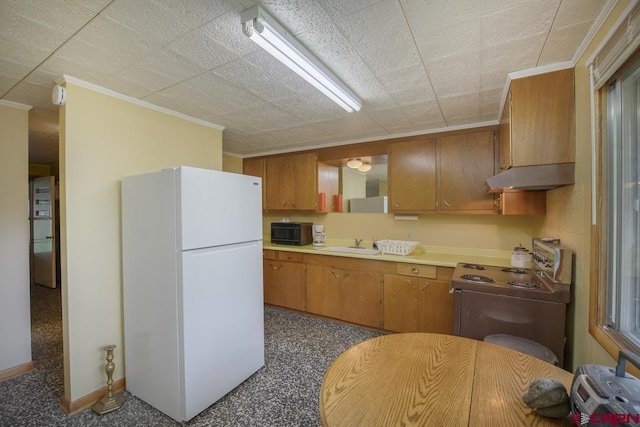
[602,56,640,350]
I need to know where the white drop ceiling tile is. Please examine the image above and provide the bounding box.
[413,18,481,61]
[402,0,481,33]
[426,53,480,98]
[481,0,557,48]
[224,105,304,132]
[479,0,541,17]
[0,9,70,53]
[39,55,112,86]
[0,75,20,96]
[389,87,434,107]
[480,69,509,91]
[102,0,191,45]
[274,95,347,123]
[142,92,219,120]
[3,81,52,110]
[479,88,502,116]
[439,93,480,120]
[213,59,300,102]
[0,37,52,70]
[400,102,445,127]
[553,0,607,29]
[199,6,261,57]
[296,24,381,99]
[447,115,482,126]
[376,63,432,94]
[184,71,264,111]
[367,108,412,130]
[317,0,385,19]
[335,1,412,53]
[359,38,422,76]
[73,17,160,65]
[54,38,131,77]
[159,81,245,116]
[481,33,545,73]
[260,0,333,35]
[115,49,205,93]
[311,113,384,137]
[0,0,96,35]
[538,22,592,65]
[0,57,31,80]
[99,75,157,98]
[29,109,61,137]
[166,30,238,70]
[150,0,237,29]
[68,0,112,14]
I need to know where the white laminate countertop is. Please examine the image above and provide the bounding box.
[262,238,512,268]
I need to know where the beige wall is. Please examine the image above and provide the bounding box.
[540,1,632,370]
[264,212,540,252]
[0,104,31,373]
[60,83,222,401]
[223,153,243,173]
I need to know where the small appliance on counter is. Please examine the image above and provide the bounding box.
[312,224,327,247]
[511,244,532,268]
[271,221,313,245]
[571,350,640,425]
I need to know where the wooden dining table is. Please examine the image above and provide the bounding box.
[320,333,575,426]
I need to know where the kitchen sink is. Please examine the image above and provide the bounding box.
[317,246,380,255]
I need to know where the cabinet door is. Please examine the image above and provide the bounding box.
[509,68,575,166]
[306,265,382,328]
[499,91,512,170]
[438,131,495,212]
[388,138,436,213]
[418,279,454,334]
[290,152,317,210]
[263,260,305,311]
[265,156,292,210]
[383,274,419,332]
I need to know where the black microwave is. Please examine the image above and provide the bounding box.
[271,222,313,246]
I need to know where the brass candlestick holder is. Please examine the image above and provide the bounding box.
[91,344,126,415]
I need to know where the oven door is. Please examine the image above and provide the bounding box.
[454,289,567,366]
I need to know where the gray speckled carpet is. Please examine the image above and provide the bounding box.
[0,285,381,426]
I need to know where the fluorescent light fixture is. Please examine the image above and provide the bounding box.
[346,158,363,169]
[241,6,361,112]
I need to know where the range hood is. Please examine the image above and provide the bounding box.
[486,163,575,192]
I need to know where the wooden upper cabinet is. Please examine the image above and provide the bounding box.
[388,138,437,213]
[438,131,496,212]
[265,152,317,211]
[243,157,266,209]
[501,68,575,169]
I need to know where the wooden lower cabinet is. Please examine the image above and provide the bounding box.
[305,255,389,328]
[383,268,455,334]
[263,251,305,311]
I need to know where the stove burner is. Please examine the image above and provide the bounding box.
[460,274,494,283]
[462,264,486,270]
[502,267,528,274]
[508,280,539,289]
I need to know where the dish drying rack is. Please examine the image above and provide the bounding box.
[376,240,420,256]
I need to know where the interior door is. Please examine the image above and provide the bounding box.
[31,176,56,288]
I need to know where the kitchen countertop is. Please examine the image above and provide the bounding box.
[262,238,512,268]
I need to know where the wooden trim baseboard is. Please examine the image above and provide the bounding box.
[60,378,126,415]
[0,361,35,382]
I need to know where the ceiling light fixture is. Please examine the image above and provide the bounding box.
[357,162,371,172]
[241,6,362,113]
[346,158,363,169]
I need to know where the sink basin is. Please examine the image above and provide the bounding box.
[318,246,380,255]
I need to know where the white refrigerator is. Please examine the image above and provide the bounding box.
[121,166,264,422]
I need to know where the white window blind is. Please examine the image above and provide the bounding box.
[590,0,640,89]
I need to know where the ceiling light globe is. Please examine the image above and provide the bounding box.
[358,163,372,172]
[347,159,363,168]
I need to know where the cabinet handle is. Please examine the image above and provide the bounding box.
[405,279,415,289]
[420,283,430,291]
[343,273,350,280]
[394,201,400,207]
[443,199,452,208]
[269,263,280,270]
[287,254,292,260]
[412,267,419,275]
[331,270,339,279]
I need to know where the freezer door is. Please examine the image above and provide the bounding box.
[176,167,262,251]
[178,240,264,421]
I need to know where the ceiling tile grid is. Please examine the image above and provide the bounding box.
[0,0,614,165]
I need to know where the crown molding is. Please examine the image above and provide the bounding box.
[56,75,225,131]
[0,99,33,110]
